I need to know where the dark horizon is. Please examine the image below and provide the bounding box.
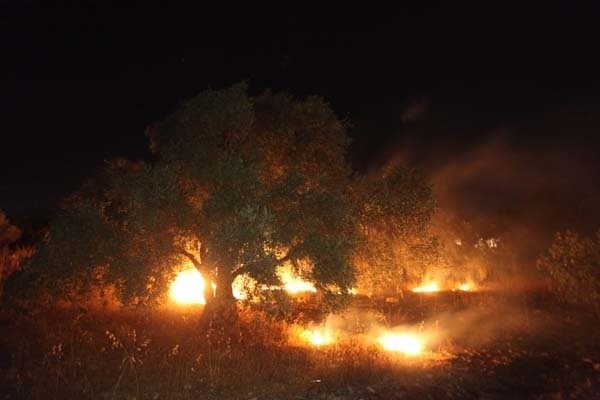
[2,2,600,244]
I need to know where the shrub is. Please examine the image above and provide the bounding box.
[537,229,600,314]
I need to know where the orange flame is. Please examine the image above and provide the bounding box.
[377,332,424,356]
[278,265,316,294]
[412,282,439,293]
[170,269,206,305]
[300,328,334,346]
[457,283,471,291]
[171,263,320,305]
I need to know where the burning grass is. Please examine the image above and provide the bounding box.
[377,332,425,356]
[2,293,600,399]
[411,281,477,293]
[295,326,336,347]
[412,282,440,293]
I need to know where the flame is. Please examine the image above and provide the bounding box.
[231,269,317,299]
[377,332,424,356]
[232,274,257,300]
[283,279,317,294]
[301,328,334,346]
[412,282,439,293]
[170,264,317,305]
[457,283,471,291]
[278,266,316,294]
[170,268,206,305]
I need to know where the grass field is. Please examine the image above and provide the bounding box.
[2,292,600,399]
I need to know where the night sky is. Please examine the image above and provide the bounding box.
[2,2,600,243]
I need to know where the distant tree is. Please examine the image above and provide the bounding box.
[351,165,436,295]
[23,83,434,322]
[537,229,600,314]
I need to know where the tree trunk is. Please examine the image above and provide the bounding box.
[203,277,214,305]
[199,271,238,330]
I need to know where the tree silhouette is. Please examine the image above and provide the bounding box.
[25,83,434,322]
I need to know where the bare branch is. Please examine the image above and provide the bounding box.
[232,249,295,278]
[174,247,205,274]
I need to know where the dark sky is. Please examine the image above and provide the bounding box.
[2,2,600,238]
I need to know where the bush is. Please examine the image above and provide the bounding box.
[537,229,600,314]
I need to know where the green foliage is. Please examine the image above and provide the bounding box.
[537,229,600,313]
[352,165,436,294]
[25,83,435,308]
[26,161,193,304]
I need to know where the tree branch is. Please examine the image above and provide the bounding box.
[174,247,206,274]
[232,249,295,279]
[276,251,293,265]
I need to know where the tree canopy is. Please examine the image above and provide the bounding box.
[19,83,435,313]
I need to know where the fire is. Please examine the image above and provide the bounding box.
[278,266,316,294]
[377,332,424,356]
[412,282,439,293]
[301,328,334,346]
[283,279,317,294]
[169,263,320,305]
[457,283,471,291]
[232,274,252,300]
[170,268,206,305]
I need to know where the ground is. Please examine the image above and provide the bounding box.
[1,292,600,399]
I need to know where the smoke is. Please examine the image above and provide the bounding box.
[321,308,387,334]
[378,99,600,277]
[422,302,541,348]
[310,299,551,355]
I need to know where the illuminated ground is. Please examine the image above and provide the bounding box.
[1,293,600,399]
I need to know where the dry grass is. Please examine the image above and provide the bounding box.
[2,293,600,399]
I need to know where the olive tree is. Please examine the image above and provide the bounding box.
[22,83,434,321]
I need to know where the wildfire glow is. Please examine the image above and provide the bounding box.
[377,332,424,356]
[301,328,334,346]
[170,269,206,305]
[412,282,439,293]
[278,266,316,294]
[457,283,471,291]
[170,263,322,304]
